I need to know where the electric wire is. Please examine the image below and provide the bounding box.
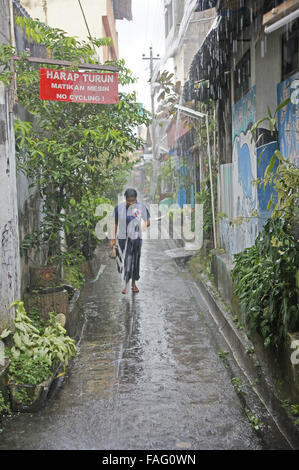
[77,0,97,56]
[143,0,150,53]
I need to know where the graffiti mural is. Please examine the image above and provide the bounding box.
[218,163,233,219]
[256,141,278,225]
[232,131,257,218]
[277,72,299,167]
[219,87,259,257]
[232,86,256,141]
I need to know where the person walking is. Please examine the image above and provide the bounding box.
[110,188,150,294]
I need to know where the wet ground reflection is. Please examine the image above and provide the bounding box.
[0,239,266,450]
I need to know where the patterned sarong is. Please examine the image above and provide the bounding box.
[114,202,149,283]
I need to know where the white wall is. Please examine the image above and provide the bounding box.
[21,0,108,61]
[255,30,281,121]
[0,83,21,329]
[0,2,21,329]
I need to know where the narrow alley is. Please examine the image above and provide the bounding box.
[0,237,288,450]
[0,0,298,454]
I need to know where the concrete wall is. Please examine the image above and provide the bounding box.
[20,0,119,61]
[277,71,299,167]
[102,0,118,61]
[218,86,259,258]
[174,8,216,86]
[217,19,299,260]
[164,0,185,57]
[13,3,48,296]
[0,1,21,329]
[15,105,45,297]
[255,30,281,121]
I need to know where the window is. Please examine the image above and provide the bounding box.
[282,20,299,80]
[165,1,173,38]
[234,50,251,103]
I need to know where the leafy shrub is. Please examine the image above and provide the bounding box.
[7,301,77,368]
[0,391,10,415]
[8,354,52,386]
[232,218,299,348]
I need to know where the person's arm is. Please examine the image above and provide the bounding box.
[141,206,150,231]
[110,207,118,247]
[110,221,118,247]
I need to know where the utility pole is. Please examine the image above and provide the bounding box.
[142,47,160,200]
[142,46,160,159]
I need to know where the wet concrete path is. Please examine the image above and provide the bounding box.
[0,238,269,449]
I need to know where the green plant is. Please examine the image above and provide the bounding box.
[195,181,213,239]
[218,349,229,360]
[6,301,77,368]
[37,322,77,368]
[232,315,243,331]
[232,102,299,350]
[156,70,178,117]
[158,159,173,192]
[290,404,299,417]
[12,387,32,406]
[8,301,41,359]
[0,328,11,340]
[246,347,254,356]
[27,308,47,334]
[232,218,299,349]
[0,391,11,415]
[218,350,229,368]
[281,399,299,425]
[4,301,77,407]
[195,171,217,242]
[245,407,263,431]
[63,264,85,291]
[0,17,151,263]
[8,353,52,386]
[251,100,299,224]
[231,377,246,396]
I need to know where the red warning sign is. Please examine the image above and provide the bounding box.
[40,67,118,104]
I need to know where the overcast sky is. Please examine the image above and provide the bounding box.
[116,0,165,112]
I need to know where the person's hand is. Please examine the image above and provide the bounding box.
[110,238,116,248]
[141,223,147,232]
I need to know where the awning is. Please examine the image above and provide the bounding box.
[184,2,255,102]
[111,0,132,21]
[167,119,190,149]
[263,0,299,34]
[184,15,222,102]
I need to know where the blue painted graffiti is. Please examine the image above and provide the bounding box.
[256,142,278,220]
[177,189,186,208]
[237,140,253,200]
[232,87,256,141]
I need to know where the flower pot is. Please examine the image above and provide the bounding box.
[9,376,53,412]
[24,289,69,322]
[8,363,62,413]
[29,265,61,288]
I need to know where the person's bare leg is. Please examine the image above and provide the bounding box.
[132,280,139,293]
[122,281,129,294]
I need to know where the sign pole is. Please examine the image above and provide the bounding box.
[9,55,119,110]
